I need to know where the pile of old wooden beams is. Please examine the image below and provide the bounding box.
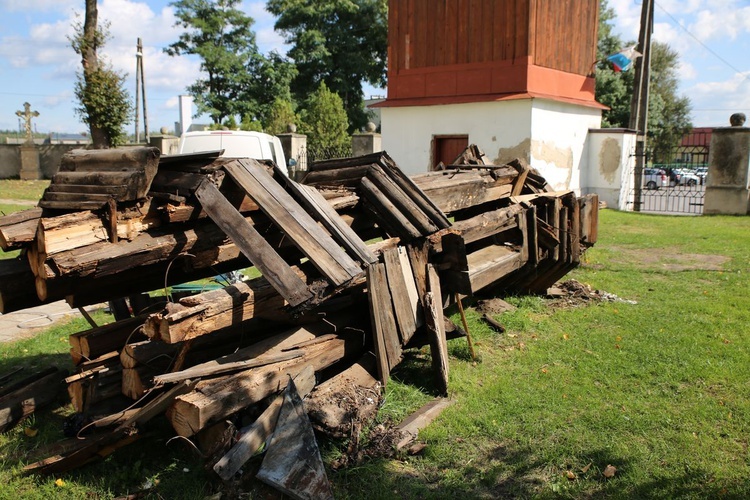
[0,146,598,483]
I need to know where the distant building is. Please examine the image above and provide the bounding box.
[45,133,90,145]
[677,127,712,165]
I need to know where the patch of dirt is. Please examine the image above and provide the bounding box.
[307,383,381,439]
[606,246,729,271]
[476,298,517,316]
[330,421,402,470]
[547,279,637,308]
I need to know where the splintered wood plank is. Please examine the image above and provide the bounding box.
[425,265,449,395]
[225,160,361,286]
[438,232,472,296]
[291,181,377,265]
[467,245,525,292]
[360,177,422,239]
[194,179,311,307]
[395,397,455,450]
[213,366,316,481]
[526,205,539,266]
[367,165,439,235]
[398,246,422,330]
[383,248,417,344]
[366,263,400,385]
[579,193,599,246]
[0,368,65,432]
[407,240,430,311]
[570,196,581,264]
[0,207,42,251]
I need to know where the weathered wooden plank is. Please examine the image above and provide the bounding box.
[467,245,525,292]
[290,181,377,265]
[579,193,599,246]
[367,165,440,235]
[383,247,417,344]
[0,368,65,432]
[425,265,449,395]
[378,155,451,229]
[360,177,422,239]
[167,334,360,436]
[395,397,455,450]
[407,240,430,311]
[212,366,316,481]
[0,207,42,251]
[366,263,401,380]
[398,246,422,330]
[38,200,111,211]
[226,159,361,285]
[69,314,148,365]
[412,170,514,214]
[194,178,312,307]
[46,184,129,196]
[58,147,160,173]
[373,262,401,367]
[154,351,303,385]
[438,232,472,296]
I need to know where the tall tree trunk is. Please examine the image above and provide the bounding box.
[82,0,109,148]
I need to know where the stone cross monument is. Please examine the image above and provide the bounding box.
[15,102,39,145]
[14,102,41,180]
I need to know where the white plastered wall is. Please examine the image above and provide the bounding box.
[584,130,637,211]
[528,100,602,192]
[380,100,533,176]
[380,98,602,194]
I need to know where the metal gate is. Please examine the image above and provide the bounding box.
[625,130,709,215]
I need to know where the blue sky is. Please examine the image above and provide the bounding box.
[0,0,748,136]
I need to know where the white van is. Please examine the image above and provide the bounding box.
[179,130,288,174]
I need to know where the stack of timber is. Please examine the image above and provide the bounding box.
[0,145,598,486]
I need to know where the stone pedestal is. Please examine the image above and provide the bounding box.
[19,144,40,180]
[352,132,382,157]
[277,132,307,179]
[703,127,750,215]
[149,135,180,155]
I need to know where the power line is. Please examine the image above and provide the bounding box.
[655,1,750,84]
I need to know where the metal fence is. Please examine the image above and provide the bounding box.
[294,143,353,175]
[625,130,710,215]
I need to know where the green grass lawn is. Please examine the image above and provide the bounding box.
[0,179,50,202]
[1,209,749,499]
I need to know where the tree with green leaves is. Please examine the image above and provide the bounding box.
[300,83,350,152]
[595,0,692,162]
[165,0,263,125]
[264,97,299,135]
[70,0,131,148]
[267,0,388,132]
[647,42,692,163]
[249,51,298,125]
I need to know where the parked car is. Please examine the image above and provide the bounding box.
[695,167,708,185]
[643,168,669,190]
[674,169,699,186]
[179,130,288,174]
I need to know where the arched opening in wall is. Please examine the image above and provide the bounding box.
[431,134,468,170]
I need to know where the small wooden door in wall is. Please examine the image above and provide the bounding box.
[432,135,468,170]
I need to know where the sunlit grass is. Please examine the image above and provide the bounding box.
[0,210,749,498]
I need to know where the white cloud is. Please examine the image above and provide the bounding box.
[0,0,77,13]
[42,90,74,108]
[256,26,286,54]
[678,61,698,80]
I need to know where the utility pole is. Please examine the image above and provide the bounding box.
[134,38,150,144]
[629,0,654,212]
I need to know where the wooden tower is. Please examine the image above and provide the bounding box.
[376,0,606,182]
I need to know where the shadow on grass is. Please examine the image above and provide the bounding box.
[329,442,750,499]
